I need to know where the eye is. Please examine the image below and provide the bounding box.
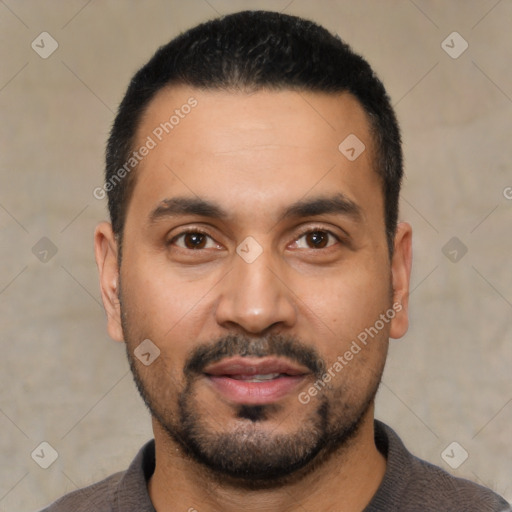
[170,230,220,250]
[292,229,339,250]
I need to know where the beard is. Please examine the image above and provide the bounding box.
[122,309,387,486]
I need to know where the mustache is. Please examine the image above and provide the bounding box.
[184,333,326,378]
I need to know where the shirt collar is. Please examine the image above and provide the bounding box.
[115,439,156,512]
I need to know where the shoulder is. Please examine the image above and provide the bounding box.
[37,471,124,512]
[405,453,510,511]
[37,439,156,512]
[370,420,510,512]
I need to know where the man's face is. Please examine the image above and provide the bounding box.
[97,86,410,482]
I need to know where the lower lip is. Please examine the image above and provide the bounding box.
[206,375,306,405]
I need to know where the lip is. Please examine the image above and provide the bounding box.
[203,356,308,377]
[203,356,309,405]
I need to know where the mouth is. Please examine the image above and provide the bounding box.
[203,356,309,405]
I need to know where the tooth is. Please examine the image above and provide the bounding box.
[232,373,281,381]
[251,373,280,381]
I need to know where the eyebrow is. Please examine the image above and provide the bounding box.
[149,197,228,223]
[278,193,363,223]
[148,193,363,225]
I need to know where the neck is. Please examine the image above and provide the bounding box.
[148,409,386,512]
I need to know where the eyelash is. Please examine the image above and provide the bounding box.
[168,226,344,250]
[292,227,342,249]
[169,228,216,248]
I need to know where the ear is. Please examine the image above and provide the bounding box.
[94,222,124,342]
[389,222,412,339]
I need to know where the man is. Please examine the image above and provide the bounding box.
[41,10,509,512]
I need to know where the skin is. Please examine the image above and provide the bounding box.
[94,85,412,512]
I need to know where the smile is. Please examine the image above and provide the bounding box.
[203,357,309,405]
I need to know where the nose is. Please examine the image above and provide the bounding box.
[214,246,297,334]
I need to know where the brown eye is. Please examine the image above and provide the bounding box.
[292,229,339,250]
[306,231,329,249]
[183,232,207,249]
[171,231,218,250]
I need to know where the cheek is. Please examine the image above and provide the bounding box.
[120,252,222,355]
[295,261,391,334]
[291,258,391,382]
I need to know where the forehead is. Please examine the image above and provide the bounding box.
[126,85,382,229]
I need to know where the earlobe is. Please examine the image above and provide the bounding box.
[389,222,413,340]
[94,222,124,342]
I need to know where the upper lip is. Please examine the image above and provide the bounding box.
[203,357,309,377]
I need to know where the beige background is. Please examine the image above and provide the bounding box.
[1,1,511,510]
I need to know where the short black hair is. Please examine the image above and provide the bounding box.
[105,10,402,256]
